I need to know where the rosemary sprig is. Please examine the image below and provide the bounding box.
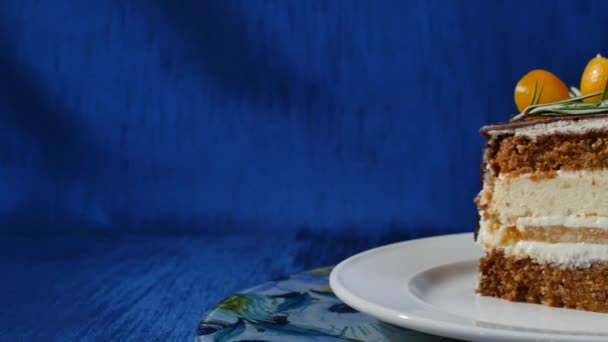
[569,86,581,98]
[529,80,539,106]
[601,77,608,101]
[532,81,544,106]
[526,80,546,107]
[511,89,608,121]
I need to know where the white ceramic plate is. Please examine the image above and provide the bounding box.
[330,233,608,342]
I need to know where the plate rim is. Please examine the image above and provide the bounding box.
[329,232,608,342]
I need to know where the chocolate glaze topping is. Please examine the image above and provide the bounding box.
[480,113,608,137]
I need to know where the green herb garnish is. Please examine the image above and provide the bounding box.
[511,88,608,122]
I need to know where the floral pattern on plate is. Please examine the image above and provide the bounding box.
[196,266,457,341]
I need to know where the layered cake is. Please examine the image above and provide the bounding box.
[475,55,608,312]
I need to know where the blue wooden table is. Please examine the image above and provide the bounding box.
[1,229,458,341]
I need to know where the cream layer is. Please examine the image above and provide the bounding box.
[516,216,608,230]
[477,169,608,266]
[478,218,608,267]
[500,241,608,267]
[484,170,608,225]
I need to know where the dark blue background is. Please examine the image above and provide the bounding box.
[1,0,607,340]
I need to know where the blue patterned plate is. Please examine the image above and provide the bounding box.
[196,266,457,341]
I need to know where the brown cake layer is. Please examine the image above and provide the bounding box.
[477,250,608,312]
[485,132,608,175]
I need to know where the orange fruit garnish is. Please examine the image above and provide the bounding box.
[580,54,608,102]
[514,69,570,112]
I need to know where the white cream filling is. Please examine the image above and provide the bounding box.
[501,241,608,267]
[478,169,608,265]
[491,170,608,225]
[485,117,608,138]
[477,216,503,249]
[516,216,608,230]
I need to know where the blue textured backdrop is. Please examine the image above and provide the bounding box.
[2,0,605,235]
[2,0,608,340]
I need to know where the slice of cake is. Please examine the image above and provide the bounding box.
[475,56,608,312]
[475,115,608,312]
